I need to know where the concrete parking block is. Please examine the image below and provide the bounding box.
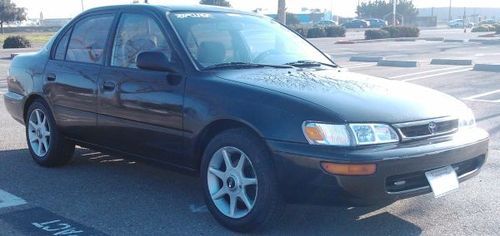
[473,64,500,72]
[377,60,419,67]
[469,39,491,43]
[430,59,473,66]
[480,40,500,45]
[350,56,384,62]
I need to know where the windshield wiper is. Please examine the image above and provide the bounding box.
[285,60,337,68]
[203,62,292,70]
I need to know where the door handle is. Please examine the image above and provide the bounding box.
[102,81,116,91]
[47,73,56,81]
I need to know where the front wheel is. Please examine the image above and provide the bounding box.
[201,128,284,232]
[26,100,75,167]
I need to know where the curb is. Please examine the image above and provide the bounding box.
[377,60,419,67]
[335,40,355,44]
[350,56,384,62]
[473,64,500,72]
[420,37,444,41]
[334,37,418,44]
[431,59,473,66]
[443,39,465,43]
[394,38,417,42]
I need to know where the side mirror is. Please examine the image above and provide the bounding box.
[136,51,176,72]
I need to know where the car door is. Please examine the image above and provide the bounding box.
[44,13,116,141]
[97,12,186,164]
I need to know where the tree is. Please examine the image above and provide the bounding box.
[0,0,26,33]
[199,0,231,7]
[356,0,418,25]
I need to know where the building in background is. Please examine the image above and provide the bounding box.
[39,18,72,27]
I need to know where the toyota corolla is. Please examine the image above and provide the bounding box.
[3,4,489,232]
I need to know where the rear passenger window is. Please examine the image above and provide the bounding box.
[66,14,114,64]
[54,28,71,60]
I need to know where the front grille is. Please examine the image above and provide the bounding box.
[386,155,484,193]
[393,117,459,141]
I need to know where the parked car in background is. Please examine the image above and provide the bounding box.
[316,20,338,27]
[367,18,387,28]
[448,19,474,28]
[4,4,489,233]
[478,19,498,25]
[342,19,370,28]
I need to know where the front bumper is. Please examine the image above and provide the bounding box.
[268,127,489,206]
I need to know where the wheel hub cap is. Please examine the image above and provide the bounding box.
[207,146,258,219]
[28,109,51,157]
[227,176,237,190]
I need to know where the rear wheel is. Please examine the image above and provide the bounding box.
[201,128,284,232]
[26,100,75,167]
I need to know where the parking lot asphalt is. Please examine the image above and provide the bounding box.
[0,30,499,235]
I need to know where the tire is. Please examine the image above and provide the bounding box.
[201,128,284,232]
[25,100,75,167]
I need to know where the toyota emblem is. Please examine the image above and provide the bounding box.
[428,122,437,134]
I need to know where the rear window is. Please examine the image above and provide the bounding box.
[66,14,114,64]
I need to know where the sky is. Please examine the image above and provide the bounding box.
[13,0,500,19]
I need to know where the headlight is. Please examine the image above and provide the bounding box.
[303,122,351,146]
[458,107,476,129]
[349,123,399,145]
[303,122,399,146]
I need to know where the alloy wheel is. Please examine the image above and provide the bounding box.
[28,109,51,157]
[207,146,258,219]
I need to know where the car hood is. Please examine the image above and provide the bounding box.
[215,68,468,123]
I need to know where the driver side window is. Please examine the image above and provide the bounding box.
[111,13,172,68]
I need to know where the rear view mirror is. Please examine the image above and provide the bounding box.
[137,51,177,72]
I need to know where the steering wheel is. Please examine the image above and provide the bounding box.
[252,49,281,63]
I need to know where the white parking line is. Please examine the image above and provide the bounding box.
[402,67,473,82]
[463,89,500,103]
[0,189,27,209]
[189,204,208,213]
[389,66,468,79]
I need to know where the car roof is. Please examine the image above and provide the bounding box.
[85,4,256,15]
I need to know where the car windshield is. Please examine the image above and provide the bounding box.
[168,12,333,69]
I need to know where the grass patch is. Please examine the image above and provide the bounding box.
[0,32,55,47]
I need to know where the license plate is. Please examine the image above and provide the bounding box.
[425,166,459,198]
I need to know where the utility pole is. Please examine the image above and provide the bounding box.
[463,7,467,33]
[277,0,286,25]
[81,0,84,12]
[448,0,452,21]
[392,0,396,26]
[144,0,148,3]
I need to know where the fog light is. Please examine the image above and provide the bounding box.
[321,162,376,176]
